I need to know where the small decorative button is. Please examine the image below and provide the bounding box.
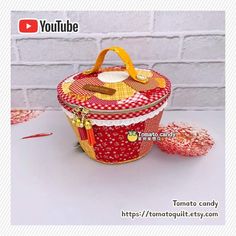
[83,69,93,74]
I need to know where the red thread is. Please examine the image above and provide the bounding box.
[22,132,53,139]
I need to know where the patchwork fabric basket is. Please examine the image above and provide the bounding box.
[57,46,171,164]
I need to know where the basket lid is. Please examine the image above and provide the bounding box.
[57,47,171,120]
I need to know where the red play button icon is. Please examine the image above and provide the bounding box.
[18,19,38,33]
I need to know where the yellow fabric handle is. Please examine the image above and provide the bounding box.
[84,46,148,84]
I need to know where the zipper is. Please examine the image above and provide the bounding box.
[65,93,168,147]
[62,93,169,116]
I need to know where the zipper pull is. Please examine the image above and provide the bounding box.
[78,107,90,141]
[85,119,96,146]
[72,107,87,140]
[71,111,83,128]
[71,107,82,125]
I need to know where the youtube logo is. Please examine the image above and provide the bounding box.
[18,18,79,34]
[18,19,38,33]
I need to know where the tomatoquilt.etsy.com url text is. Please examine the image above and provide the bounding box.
[121,199,219,220]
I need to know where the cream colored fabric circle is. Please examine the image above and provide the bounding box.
[98,71,129,83]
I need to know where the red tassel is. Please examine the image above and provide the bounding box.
[78,127,87,140]
[87,128,96,146]
[75,118,87,140]
[85,120,96,146]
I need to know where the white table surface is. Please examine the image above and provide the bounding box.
[11,110,225,225]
